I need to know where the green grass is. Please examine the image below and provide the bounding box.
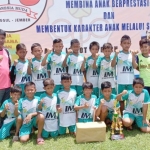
[1,128,150,150]
[1,108,150,150]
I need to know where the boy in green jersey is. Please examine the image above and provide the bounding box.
[132,38,150,95]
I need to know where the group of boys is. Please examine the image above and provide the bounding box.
[0,28,150,145]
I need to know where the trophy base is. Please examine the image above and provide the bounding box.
[111,134,124,140]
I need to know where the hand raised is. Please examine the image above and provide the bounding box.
[101,99,105,105]
[131,50,138,56]
[5,104,9,110]
[27,57,32,63]
[57,107,62,113]
[40,99,44,105]
[67,49,73,55]
[14,59,18,66]
[15,100,18,108]
[46,48,52,54]
[84,102,89,108]
[122,90,128,95]
[114,49,120,55]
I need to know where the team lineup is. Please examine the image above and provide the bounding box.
[0,29,150,145]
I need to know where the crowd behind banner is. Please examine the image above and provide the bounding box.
[0,28,150,145]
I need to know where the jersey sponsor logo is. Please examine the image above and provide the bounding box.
[93,70,98,75]
[132,108,142,114]
[56,68,65,74]
[21,76,31,82]
[73,69,82,75]
[37,73,47,79]
[45,112,56,119]
[81,112,91,119]
[104,71,113,77]
[140,64,150,69]
[122,66,132,72]
[65,106,74,113]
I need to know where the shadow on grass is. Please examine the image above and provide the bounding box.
[8,138,13,148]
[73,139,102,145]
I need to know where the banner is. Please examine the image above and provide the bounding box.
[0,0,149,56]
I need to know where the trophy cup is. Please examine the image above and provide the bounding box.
[111,100,124,140]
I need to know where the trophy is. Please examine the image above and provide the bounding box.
[111,100,124,140]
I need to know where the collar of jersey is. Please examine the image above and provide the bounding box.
[63,89,71,92]
[83,95,92,100]
[142,54,150,58]
[133,90,142,96]
[45,92,53,98]
[8,98,15,104]
[24,96,35,101]
[89,55,94,60]
[103,94,113,102]
[54,51,61,56]
[121,50,130,54]
[34,57,43,62]
[72,53,79,57]
[18,59,27,64]
[103,56,111,62]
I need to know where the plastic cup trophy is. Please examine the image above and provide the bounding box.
[111,100,124,140]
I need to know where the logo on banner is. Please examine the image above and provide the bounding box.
[0,0,47,32]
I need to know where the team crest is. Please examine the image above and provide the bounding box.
[0,0,47,32]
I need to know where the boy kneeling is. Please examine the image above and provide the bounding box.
[0,85,22,141]
[117,78,150,133]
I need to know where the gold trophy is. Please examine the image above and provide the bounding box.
[111,100,124,140]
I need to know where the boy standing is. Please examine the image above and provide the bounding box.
[19,82,44,144]
[42,39,66,93]
[74,82,98,123]
[0,29,11,127]
[28,43,49,97]
[0,85,22,140]
[11,43,31,98]
[132,38,150,95]
[117,78,150,133]
[111,35,134,115]
[99,43,116,95]
[57,73,77,135]
[62,39,84,96]
[84,41,101,97]
[38,79,58,138]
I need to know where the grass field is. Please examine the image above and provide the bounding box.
[1,110,150,150]
[0,127,149,150]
